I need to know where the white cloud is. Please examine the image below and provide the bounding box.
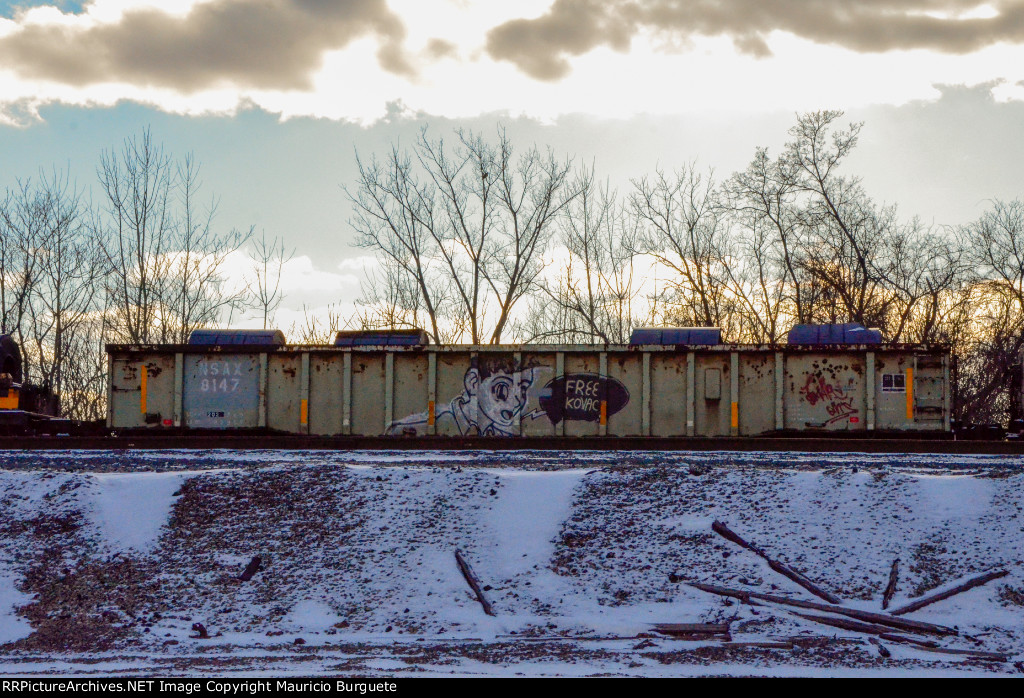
[224,251,372,333]
[221,250,368,298]
[2,1,1024,124]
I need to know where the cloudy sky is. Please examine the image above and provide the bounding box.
[2,0,1024,327]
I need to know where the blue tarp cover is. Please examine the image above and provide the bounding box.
[188,329,286,346]
[629,327,722,345]
[787,323,882,345]
[335,330,430,347]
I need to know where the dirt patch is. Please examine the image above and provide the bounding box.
[13,551,162,652]
[909,541,952,596]
[998,585,1024,607]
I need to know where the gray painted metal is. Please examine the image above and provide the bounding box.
[107,343,952,438]
[866,352,876,431]
[426,352,436,436]
[258,353,268,429]
[641,352,651,436]
[342,351,352,434]
[943,355,951,432]
[774,352,784,430]
[686,352,695,436]
[183,354,260,428]
[173,352,184,427]
[515,350,524,437]
[555,352,565,437]
[384,352,394,434]
[105,354,114,428]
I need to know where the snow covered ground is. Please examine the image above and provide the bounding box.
[0,450,1021,676]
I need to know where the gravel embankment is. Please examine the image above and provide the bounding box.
[0,451,1020,676]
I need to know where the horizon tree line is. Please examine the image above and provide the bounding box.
[0,129,291,420]
[3,114,1024,425]
[350,112,1024,425]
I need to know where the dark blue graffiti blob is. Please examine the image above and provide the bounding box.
[538,373,630,424]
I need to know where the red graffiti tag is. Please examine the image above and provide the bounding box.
[801,375,859,425]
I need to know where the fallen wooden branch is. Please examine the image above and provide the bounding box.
[491,635,792,649]
[689,582,957,637]
[651,622,731,640]
[788,610,943,647]
[454,549,495,617]
[784,634,881,647]
[882,558,899,610]
[908,645,1008,662]
[890,569,1009,616]
[764,559,841,604]
[711,521,841,604]
[493,634,712,644]
[869,637,891,658]
[711,520,770,557]
[494,635,628,643]
[719,641,794,650]
[877,632,940,649]
[790,610,908,638]
[238,555,262,582]
[788,616,952,654]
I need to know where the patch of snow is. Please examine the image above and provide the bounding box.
[86,472,189,554]
[0,573,32,645]
[912,473,995,523]
[283,601,342,633]
[486,469,584,579]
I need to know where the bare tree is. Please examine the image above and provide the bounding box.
[0,169,108,417]
[56,313,111,421]
[349,142,450,342]
[164,155,251,342]
[881,222,967,343]
[528,173,642,343]
[97,129,250,343]
[97,128,175,343]
[724,147,806,329]
[413,129,494,343]
[964,200,1024,310]
[781,111,895,327]
[350,127,579,344]
[27,171,105,414]
[354,253,461,340]
[0,177,50,378]
[717,207,789,343]
[289,303,345,345]
[723,110,945,341]
[956,200,1024,422]
[246,229,294,329]
[630,164,736,331]
[484,130,577,342]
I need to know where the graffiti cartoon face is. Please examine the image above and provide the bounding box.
[465,367,535,433]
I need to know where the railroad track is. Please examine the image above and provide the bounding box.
[0,433,1022,453]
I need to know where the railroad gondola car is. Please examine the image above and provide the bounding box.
[105,325,952,439]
